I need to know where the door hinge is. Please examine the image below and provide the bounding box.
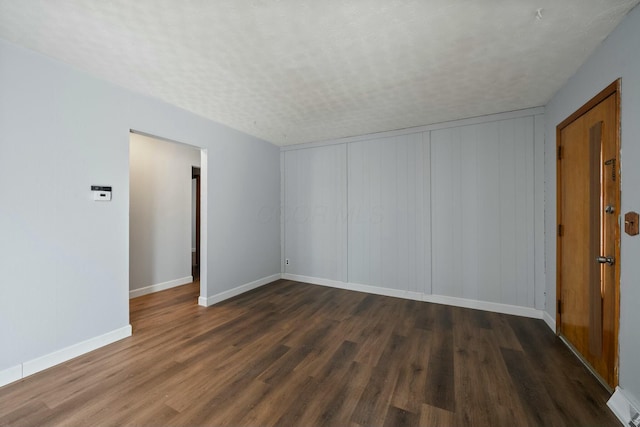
[557,145,563,160]
[558,224,564,237]
[557,299,562,314]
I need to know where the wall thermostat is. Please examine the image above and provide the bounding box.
[91,185,112,201]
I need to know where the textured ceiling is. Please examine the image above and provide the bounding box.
[0,1,637,146]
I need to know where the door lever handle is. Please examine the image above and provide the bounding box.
[596,256,615,265]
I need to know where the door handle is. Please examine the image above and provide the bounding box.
[596,256,615,265]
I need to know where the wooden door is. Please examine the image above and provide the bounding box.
[557,80,620,389]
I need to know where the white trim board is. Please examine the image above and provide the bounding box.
[542,311,556,333]
[281,107,545,152]
[608,386,640,426]
[129,276,193,299]
[282,273,545,320]
[198,274,281,307]
[0,325,131,388]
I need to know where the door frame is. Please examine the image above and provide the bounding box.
[129,129,208,306]
[555,79,621,387]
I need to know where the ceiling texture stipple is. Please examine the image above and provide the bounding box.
[0,1,638,146]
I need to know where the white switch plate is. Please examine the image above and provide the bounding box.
[93,191,112,201]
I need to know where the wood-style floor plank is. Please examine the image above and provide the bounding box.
[0,279,620,426]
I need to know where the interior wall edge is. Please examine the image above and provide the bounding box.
[0,365,22,389]
[533,113,547,312]
[198,273,281,307]
[543,311,556,332]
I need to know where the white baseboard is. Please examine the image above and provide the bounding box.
[0,365,22,388]
[542,311,556,332]
[282,273,426,302]
[129,276,193,299]
[284,274,344,291]
[282,273,544,320]
[23,325,132,377]
[349,279,425,302]
[424,294,542,319]
[0,325,131,389]
[198,273,281,307]
[608,386,640,426]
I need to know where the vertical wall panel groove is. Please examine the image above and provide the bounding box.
[425,132,432,296]
[533,114,546,311]
[280,151,286,274]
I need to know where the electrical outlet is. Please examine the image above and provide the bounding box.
[285,259,289,265]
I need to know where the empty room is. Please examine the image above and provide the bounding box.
[1,1,640,426]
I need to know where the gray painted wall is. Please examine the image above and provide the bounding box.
[129,133,200,291]
[544,4,640,407]
[283,144,347,281]
[0,38,280,373]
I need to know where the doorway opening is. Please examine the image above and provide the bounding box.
[556,79,620,390]
[192,166,201,281]
[128,130,208,311]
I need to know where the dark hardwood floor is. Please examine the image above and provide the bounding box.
[0,279,619,426]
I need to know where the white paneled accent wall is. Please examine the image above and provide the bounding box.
[348,133,430,295]
[283,144,347,281]
[431,117,535,307]
[282,109,544,315]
